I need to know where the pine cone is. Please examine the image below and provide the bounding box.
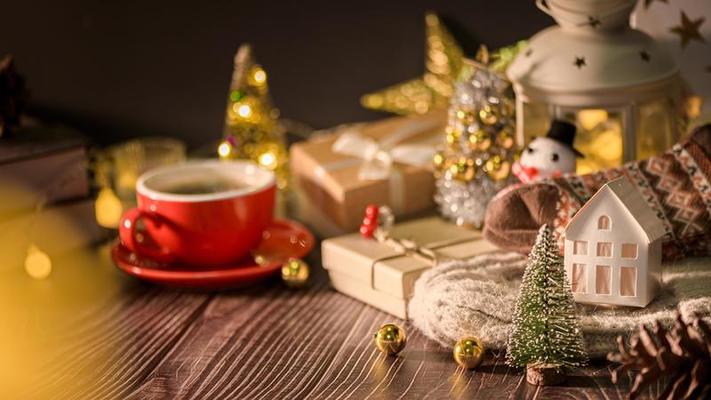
[607,311,711,400]
[0,55,29,137]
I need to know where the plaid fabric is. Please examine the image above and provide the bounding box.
[550,126,711,260]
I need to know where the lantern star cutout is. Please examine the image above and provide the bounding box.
[587,16,601,28]
[669,11,706,49]
[574,56,587,68]
[360,12,464,115]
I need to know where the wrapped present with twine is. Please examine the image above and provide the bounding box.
[322,214,497,319]
[290,112,446,237]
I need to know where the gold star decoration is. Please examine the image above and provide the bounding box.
[644,0,668,9]
[360,12,464,115]
[669,11,706,49]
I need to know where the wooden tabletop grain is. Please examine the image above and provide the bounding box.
[12,243,660,400]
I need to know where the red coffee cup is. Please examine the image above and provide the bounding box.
[119,160,276,266]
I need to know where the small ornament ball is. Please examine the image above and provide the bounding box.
[453,337,485,369]
[374,323,407,356]
[281,258,309,288]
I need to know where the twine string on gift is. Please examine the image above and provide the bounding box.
[383,236,440,266]
[360,205,487,292]
[365,205,440,267]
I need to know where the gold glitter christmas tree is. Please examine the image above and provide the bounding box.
[218,44,289,189]
[360,12,464,116]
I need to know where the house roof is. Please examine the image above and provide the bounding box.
[568,176,667,242]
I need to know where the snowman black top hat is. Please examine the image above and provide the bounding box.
[545,119,584,158]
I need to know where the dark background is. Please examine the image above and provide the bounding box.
[2,0,551,148]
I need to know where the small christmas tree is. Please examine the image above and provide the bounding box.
[506,224,587,385]
[217,44,288,189]
[433,48,518,228]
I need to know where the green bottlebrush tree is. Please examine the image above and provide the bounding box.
[506,224,588,370]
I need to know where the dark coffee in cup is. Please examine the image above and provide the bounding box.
[162,179,249,195]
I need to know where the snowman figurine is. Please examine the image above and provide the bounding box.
[512,119,583,183]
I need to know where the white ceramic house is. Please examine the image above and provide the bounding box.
[564,177,666,307]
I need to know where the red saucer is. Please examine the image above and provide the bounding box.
[111,219,315,289]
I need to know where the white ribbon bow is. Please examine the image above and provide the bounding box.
[330,122,438,181]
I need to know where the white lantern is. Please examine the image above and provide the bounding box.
[507,0,682,173]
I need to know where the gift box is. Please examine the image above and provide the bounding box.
[290,111,446,237]
[322,217,498,319]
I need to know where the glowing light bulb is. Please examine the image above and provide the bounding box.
[218,141,233,158]
[25,244,52,279]
[237,104,253,119]
[258,151,277,170]
[95,187,123,228]
[252,68,266,85]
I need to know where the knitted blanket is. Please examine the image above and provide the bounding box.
[408,252,711,358]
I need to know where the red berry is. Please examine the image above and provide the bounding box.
[360,224,375,238]
[365,204,379,217]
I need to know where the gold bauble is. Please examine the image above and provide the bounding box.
[456,109,476,125]
[478,106,499,126]
[462,165,476,182]
[445,128,460,146]
[450,157,472,181]
[281,258,309,288]
[433,151,446,170]
[453,337,485,369]
[485,155,511,181]
[374,323,407,356]
[468,130,492,151]
[497,127,515,150]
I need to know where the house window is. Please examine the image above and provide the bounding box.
[598,215,611,230]
[621,243,638,259]
[573,240,587,255]
[571,263,586,293]
[620,266,637,297]
[595,265,611,295]
[597,242,612,257]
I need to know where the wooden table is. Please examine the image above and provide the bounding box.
[9,243,658,400]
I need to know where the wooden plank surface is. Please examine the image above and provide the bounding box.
[19,244,661,400]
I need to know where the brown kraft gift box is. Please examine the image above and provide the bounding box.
[290,111,446,237]
[322,217,498,319]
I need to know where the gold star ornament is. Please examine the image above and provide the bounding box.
[669,11,706,49]
[361,13,464,115]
